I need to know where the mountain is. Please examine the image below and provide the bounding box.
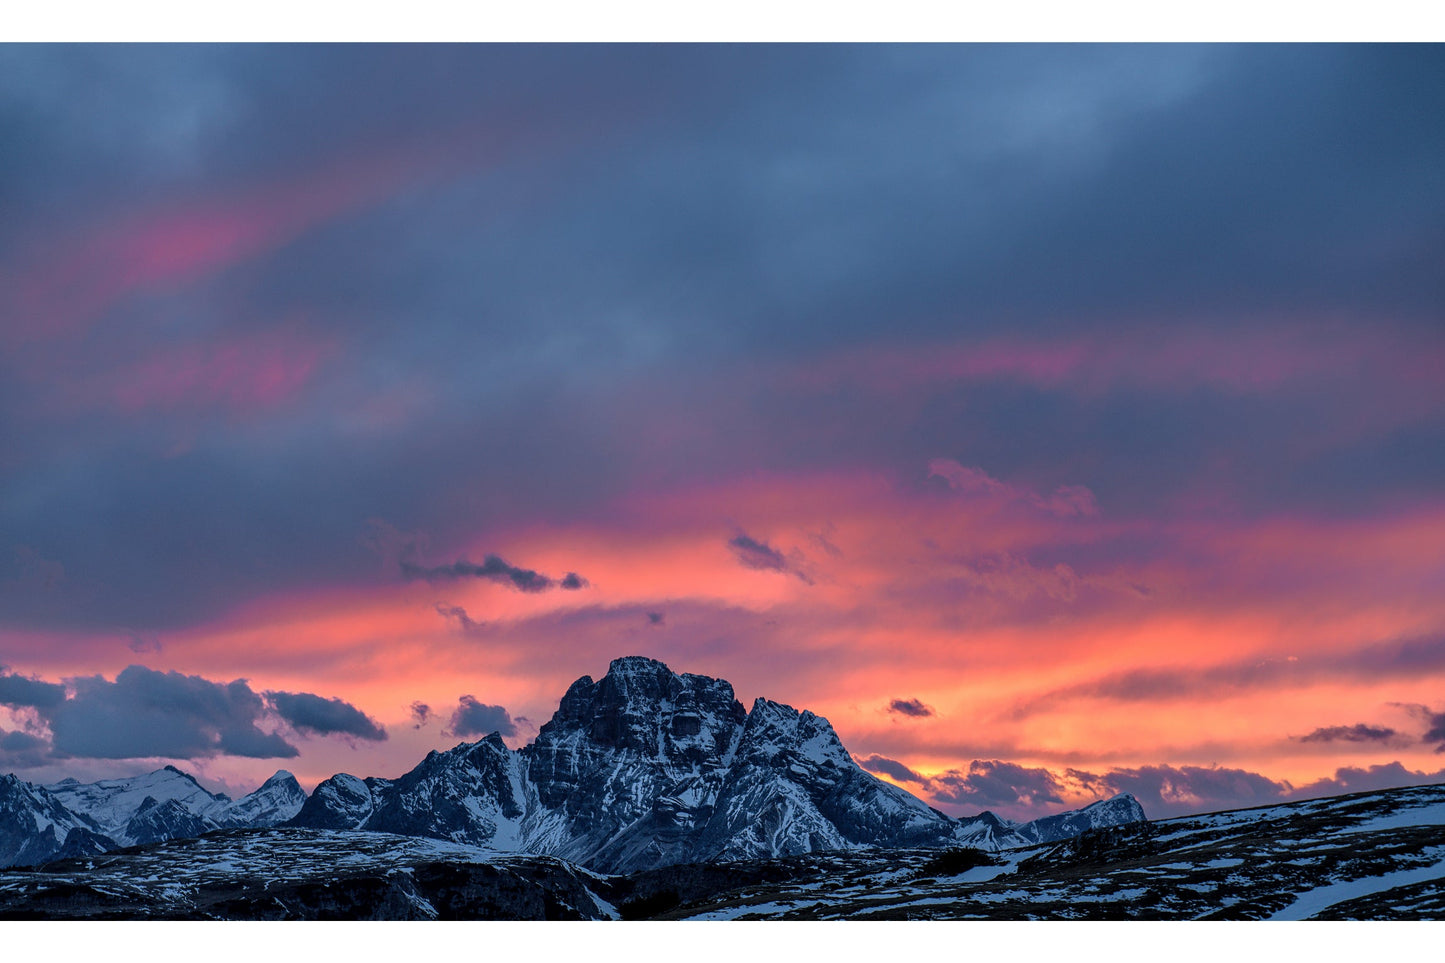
[39,765,305,851]
[46,766,232,843]
[1,656,1142,872]
[2,780,1441,919]
[215,770,306,828]
[0,774,111,869]
[286,655,1144,871]
[0,765,306,867]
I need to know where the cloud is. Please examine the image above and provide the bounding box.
[434,602,484,633]
[857,753,924,784]
[952,553,1084,604]
[1414,706,1445,751]
[927,460,1099,518]
[0,665,391,761]
[266,690,387,741]
[0,729,51,768]
[409,702,432,729]
[727,533,813,584]
[0,672,66,709]
[44,665,299,760]
[402,554,585,593]
[646,611,665,626]
[888,698,934,718]
[1068,763,1289,819]
[927,759,1066,810]
[445,695,518,738]
[1295,724,1399,744]
[1293,762,1445,799]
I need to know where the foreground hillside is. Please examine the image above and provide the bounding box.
[1,779,1441,920]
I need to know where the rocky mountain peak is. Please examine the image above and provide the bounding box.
[530,655,746,762]
[739,697,852,769]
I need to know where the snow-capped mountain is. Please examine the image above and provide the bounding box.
[46,766,232,842]
[287,656,1144,872]
[0,765,307,867]
[0,773,108,869]
[0,656,1142,872]
[215,770,307,828]
[41,765,305,849]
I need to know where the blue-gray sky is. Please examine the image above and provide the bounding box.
[1,45,1443,819]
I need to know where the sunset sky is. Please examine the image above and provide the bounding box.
[1,44,1443,823]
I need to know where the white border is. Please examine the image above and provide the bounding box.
[4,1,1444,42]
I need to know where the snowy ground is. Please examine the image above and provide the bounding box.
[2,781,1443,920]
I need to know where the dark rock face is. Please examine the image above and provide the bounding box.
[519,657,750,869]
[288,773,381,831]
[49,827,118,863]
[124,798,214,847]
[366,736,525,847]
[0,774,105,868]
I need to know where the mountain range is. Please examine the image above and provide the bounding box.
[0,656,1142,872]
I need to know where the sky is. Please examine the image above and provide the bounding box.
[1,43,1443,823]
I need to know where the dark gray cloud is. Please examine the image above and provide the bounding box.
[857,753,924,785]
[1293,762,1445,799]
[888,698,934,718]
[928,760,1065,810]
[403,555,584,594]
[646,611,665,626]
[0,664,391,762]
[434,602,484,633]
[0,729,50,769]
[44,665,298,760]
[446,695,517,739]
[409,701,432,729]
[1068,763,1289,819]
[728,534,813,584]
[1296,724,1399,744]
[0,672,66,709]
[1410,705,1445,751]
[266,690,387,741]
